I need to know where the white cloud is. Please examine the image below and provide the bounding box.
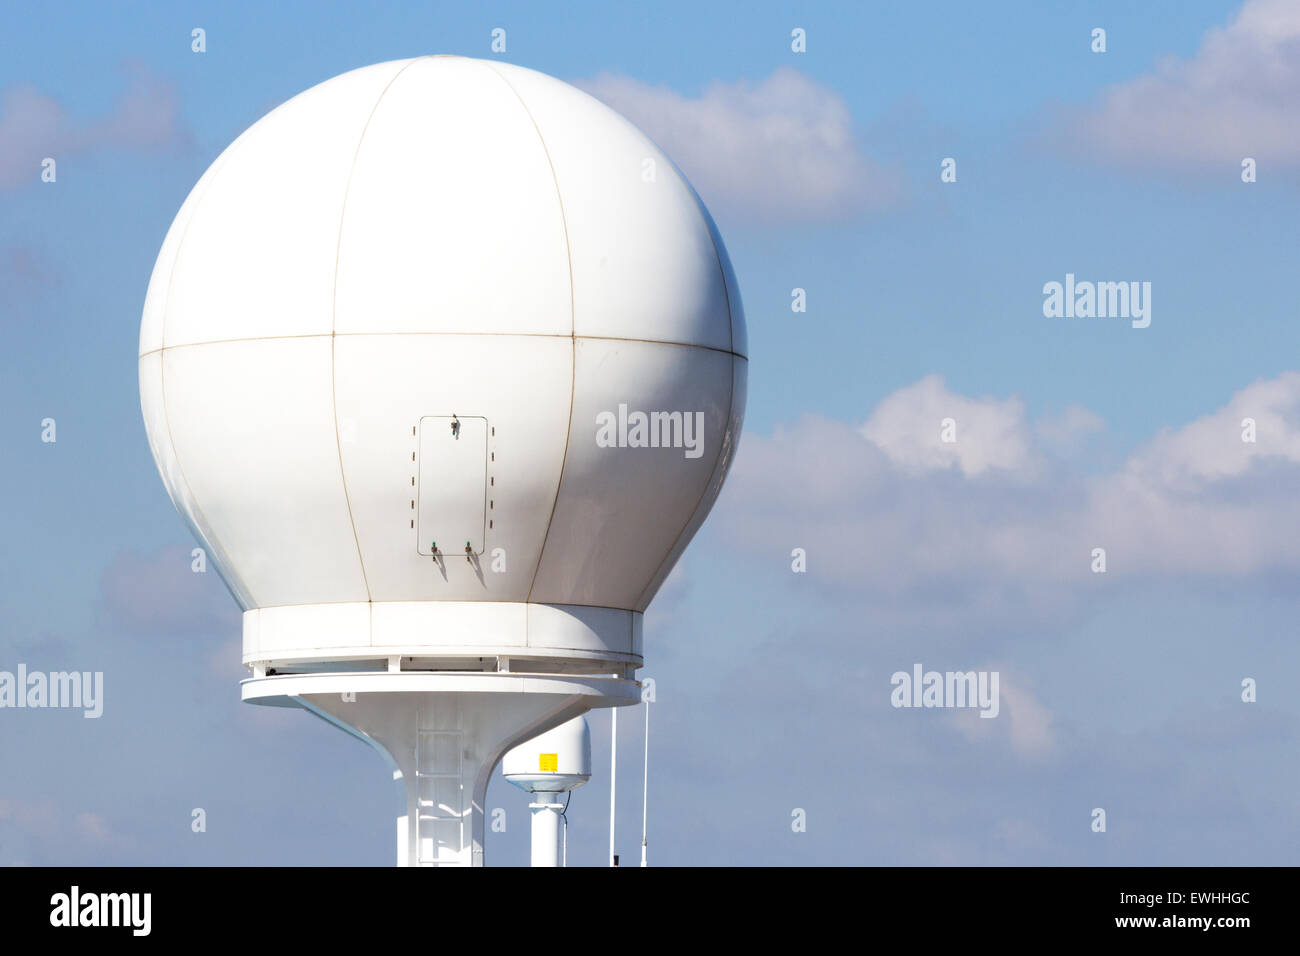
[0,63,188,190]
[1034,403,1105,453]
[1001,678,1057,757]
[860,373,1038,477]
[1050,0,1300,170]
[949,671,1057,758]
[0,799,127,864]
[719,371,1300,614]
[0,797,57,835]
[73,811,112,842]
[577,68,901,224]
[1126,371,1300,485]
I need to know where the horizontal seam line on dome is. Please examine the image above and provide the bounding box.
[140,332,747,359]
[241,599,639,612]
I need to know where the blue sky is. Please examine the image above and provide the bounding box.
[2,0,1298,864]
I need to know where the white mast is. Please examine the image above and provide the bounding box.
[609,707,618,866]
[641,696,650,866]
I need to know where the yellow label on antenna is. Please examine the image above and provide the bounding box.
[539,753,558,772]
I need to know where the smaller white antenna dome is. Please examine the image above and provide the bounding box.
[503,716,592,793]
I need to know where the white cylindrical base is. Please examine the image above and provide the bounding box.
[529,798,564,867]
[242,671,639,866]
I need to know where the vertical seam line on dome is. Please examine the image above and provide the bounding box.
[481,61,578,605]
[329,57,425,604]
[630,182,741,611]
[154,143,256,610]
[701,190,736,356]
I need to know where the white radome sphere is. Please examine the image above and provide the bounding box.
[139,56,747,674]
